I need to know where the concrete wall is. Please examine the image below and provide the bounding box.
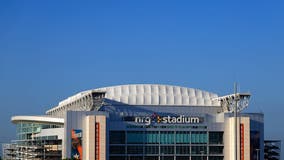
[64,111,108,160]
[224,113,264,160]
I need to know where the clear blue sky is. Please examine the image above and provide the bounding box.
[1,0,284,157]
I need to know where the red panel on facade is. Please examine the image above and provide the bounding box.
[240,123,244,160]
[96,123,100,160]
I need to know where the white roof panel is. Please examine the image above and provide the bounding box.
[93,84,220,106]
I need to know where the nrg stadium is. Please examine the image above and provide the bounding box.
[2,84,264,160]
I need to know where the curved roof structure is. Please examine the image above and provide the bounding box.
[46,84,221,116]
[11,116,64,124]
[93,84,220,106]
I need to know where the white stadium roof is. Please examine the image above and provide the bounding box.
[13,84,251,121]
[52,84,220,109]
[93,84,220,106]
[45,84,222,116]
[12,84,250,121]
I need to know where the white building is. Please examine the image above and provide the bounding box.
[3,84,264,160]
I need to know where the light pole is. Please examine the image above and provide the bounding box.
[256,148,260,160]
[213,84,251,160]
[234,83,238,160]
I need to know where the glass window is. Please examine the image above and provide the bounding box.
[127,131,144,144]
[176,156,189,160]
[191,156,206,160]
[110,156,125,160]
[110,131,125,144]
[145,156,159,160]
[250,131,260,160]
[145,146,159,154]
[145,131,159,144]
[128,156,143,160]
[110,146,125,154]
[127,146,143,154]
[16,122,63,140]
[208,156,223,160]
[191,131,207,144]
[160,131,175,144]
[160,146,174,154]
[209,146,223,154]
[176,131,190,144]
[176,146,190,154]
[161,156,174,160]
[191,146,207,155]
[209,132,223,144]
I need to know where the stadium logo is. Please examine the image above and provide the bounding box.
[134,113,201,125]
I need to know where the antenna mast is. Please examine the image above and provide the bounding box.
[234,83,238,160]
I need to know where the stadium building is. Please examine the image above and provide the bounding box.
[3,84,265,160]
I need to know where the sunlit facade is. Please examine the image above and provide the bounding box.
[3,84,264,160]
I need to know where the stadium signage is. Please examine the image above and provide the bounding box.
[134,113,202,125]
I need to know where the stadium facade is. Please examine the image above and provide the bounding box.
[3,84,265,160]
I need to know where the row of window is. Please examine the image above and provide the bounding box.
[16,122,63,140]
[110,156,223,160]
[17,123,63,133]
[110,131,223,144]
[110,145,223,155]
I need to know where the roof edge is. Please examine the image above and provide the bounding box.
[11,116,64,124]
